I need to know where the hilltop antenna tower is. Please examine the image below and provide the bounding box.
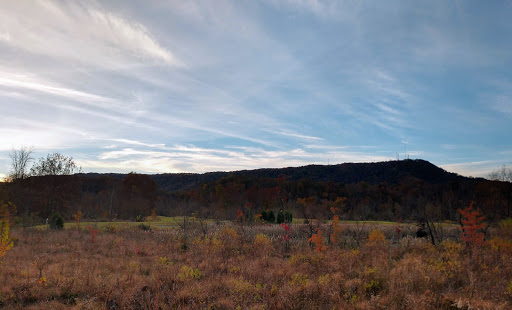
[401,139,408,160]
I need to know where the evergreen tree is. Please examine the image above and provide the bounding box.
[267,210,275,223]
[49,212,64,230]
[260,210,268,222]
[284,211,293,223]
[277,209,285,224]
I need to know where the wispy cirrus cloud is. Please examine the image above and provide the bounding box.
[439,161,501,178]
[263,0,360,21]
[77,142,392,174]
[0,71,111,104]
[0,1,179,67]
[268,131,325,141]
[1,0,511,180]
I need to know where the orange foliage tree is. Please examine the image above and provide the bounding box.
[73,210,82,230]
[458,202,486,249]
[367,229,387,246]
[309,228,327,252]
[330,207,344,246]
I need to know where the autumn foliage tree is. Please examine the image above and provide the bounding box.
[367,229,387,246]
[73,210,82,230]
[309,228,327,252]
[330,207,344,246]
[236,208,244,222]
[458,202,486,249]
[0,201,16,259]
[118,173,157,220]
[281,223,292,252]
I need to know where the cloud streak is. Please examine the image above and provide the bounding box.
[0,72,111,104]
[77,143,392,174]
[0,1,179,67]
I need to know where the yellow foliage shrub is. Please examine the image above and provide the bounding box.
[318,274,332,286]
[157,256,174,266]
[367,229,387,246]
[178,265,202,281]
[253,233,273,256]
[290,273,309,287]
[507,278,512,296]
[498,218,512,240]
[489,237,512,254]
[213,226,240,254]
[441,239,464,254]
[0,201,15,259]
[429,240,463,279]
[228,277,252,296]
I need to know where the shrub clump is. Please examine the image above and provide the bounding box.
[49,212,64,230]
[137,223,151,231]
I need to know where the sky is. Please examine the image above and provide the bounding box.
[1,0,511,179]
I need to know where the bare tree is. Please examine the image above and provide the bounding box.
[489,165,512,182]
[8,146,34,181]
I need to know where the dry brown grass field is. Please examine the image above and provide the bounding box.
[1,220,512,309]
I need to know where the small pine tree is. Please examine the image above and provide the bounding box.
[284,211,293,223]
[49,212,64,230]
[267,210,275,223]
[277,209,285,224]
[260,210,268,222]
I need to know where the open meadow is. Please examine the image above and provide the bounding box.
[2,0,512,308]
[1,218,512,309]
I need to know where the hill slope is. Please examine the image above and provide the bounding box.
[5,159,509,221]
[148,159,468,192]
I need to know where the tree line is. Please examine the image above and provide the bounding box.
[1,147,511,227]
[7,146,81,181]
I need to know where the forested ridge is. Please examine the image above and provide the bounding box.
[1,159,510,224]
[150,159,468,191]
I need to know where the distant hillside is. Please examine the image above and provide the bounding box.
[147,159,468,192]
[4,159,510,222]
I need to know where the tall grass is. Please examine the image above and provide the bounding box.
[0,221,510,309]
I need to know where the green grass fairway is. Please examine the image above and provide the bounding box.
[32,216,224,230]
